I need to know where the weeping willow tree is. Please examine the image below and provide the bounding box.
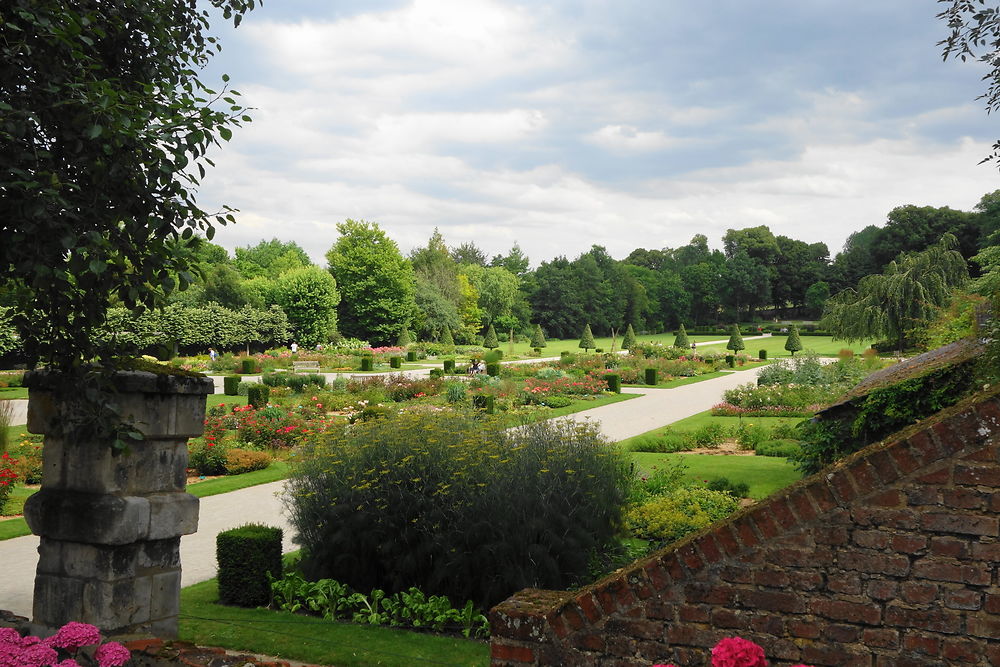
[821,234,968,352]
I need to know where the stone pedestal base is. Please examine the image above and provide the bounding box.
[23,369,213,637]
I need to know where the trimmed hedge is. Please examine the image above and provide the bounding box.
[644,368,657,385]
[217,523,283,607]
[360,356,374,372]
[759,349,768,360]
[241,358,257,374]
[406,350,417,362]
[486,363,500,377]
[246,383,269,409]
[443,359,456,373]
[603,373,621,393]
[223,375,241,396]
[390,356,402,369]
[473,395,496,413]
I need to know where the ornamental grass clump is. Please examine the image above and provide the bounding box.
[286,409,631,608]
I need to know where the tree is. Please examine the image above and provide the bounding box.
[804,281,831,317]
[579,324,596,352]
[726,324,745,353]
[821,234,968,351]
[483,324,499,349]
[490,244,530,276]
[326,220,416,346]
[465,265,520,331]
[451,242,488,266]
[674,324,690,349]
[396,327,412,347]
[271,267,340,348]
[1,0,254,368]
[784,325,803,356]
[530,324,546,349]
[621,323,637,351]
[440,327,455,349]
[234,239,310,279]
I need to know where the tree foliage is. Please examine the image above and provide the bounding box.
[821,234,969,350]
[674,324,690,349]
[579,323,596,352]
[482,324,499,349]
[1,0,255,367]
[784,325,803,356]
[530,323,546,349]
[621,323,637,351]
[726,324,745,353]
[270,266,339,348]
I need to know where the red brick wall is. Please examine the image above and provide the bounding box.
[490,388,1000,666]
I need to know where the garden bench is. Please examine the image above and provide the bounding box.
[292,360,320,373]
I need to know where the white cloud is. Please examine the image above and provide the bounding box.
[585,124,678,153]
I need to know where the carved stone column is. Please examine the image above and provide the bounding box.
[23,369,213,637]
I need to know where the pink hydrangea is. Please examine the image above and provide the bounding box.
[0,628,20,646]
[94,641,130,667]
[47,623,101,650]
[711,637,768,667]
[17,642,59,667]
[56,660,81,667]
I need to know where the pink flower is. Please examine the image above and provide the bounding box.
[711,637,767,667]
[0,628,20,646]
[57,660,81,667]
[47,622,101,649]
[18,643,59,667]
[94,642,130,667]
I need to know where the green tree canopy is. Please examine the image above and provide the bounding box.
[234,239,310,279]
[821,234,969,351]
[1,0,254,367]
[326,220,416,346]
[271,266,340,348]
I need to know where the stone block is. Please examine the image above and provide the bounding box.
[32,575,85,628]
[25,490,151,545]
[149,571,181,620]
[147,493,199,540]
[36,540,140,580]
[81,576,152,633]
[139,538,181,571]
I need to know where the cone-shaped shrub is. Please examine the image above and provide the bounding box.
[674,324,690,349]
[483,324,499,349]
[785,324,803,356]
[396,327,412,347]
[529,324,546,349]
[726,324,745,352]
[579,323,596,352]
[441,327,455,349]
[621,324,637,351]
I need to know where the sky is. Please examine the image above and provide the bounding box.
[195,0,1000,267]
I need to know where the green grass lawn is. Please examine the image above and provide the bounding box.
[205,393,248,409]
[0,387,28,400]
[633,409,807,436]
[466,332,761,360]
[697,335,875,358]
[631,452,803,499]
[179,579,489,667]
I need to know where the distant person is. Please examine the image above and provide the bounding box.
[290,342,298,354]
[691,341,696,350]
[208,347,217,362]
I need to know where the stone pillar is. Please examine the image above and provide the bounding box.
[22,369,214,637]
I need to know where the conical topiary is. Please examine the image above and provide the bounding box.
[530,323,546,349]
[396,326,412,347]
[579,323,596,352]
[483,324,499,349]
[441,327,455,348]
[673,324,689,349]
[621,323,637,351]
[785,324,803,356]
[726,324,745,353]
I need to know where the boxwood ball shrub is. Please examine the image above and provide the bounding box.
[217,523,283,607]
[287,410,631,608]
[223,375,241,396]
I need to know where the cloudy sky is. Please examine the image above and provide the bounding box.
[196,0,1000,266]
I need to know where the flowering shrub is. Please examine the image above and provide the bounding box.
[0,622,131,667]
[711,403,820,418]
[0,452,18,515]
[722,382,838,410]
[6,434,42,484]
[523,373,607,396]
[653,635,814,667]
[234,405,307,449]
[624,486,739,543]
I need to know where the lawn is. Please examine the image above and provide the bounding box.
[0,387,27,400]
[468,332,763,360]
[631,452,803,499]
[620,409,806,439]
[179,579,489,667]
[696,335,875,358]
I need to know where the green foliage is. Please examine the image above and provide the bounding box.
[444,382,467,403]
[360,357,374,372]
[234,239,310,279]
[726,324,745,352]
[217,524,283,608]
[821,234,968,351]
[390,357,402,369]
[673,324,690,349]
[705,477,750,498]
[271,266,340,348]
[246,384,270,409]
[396,327,412,347]
[224,376,241,396]
[326,220,417,346]
[270,572,489,638]
[579,323,596,351]
[759,349,768,360]
[918,291,984,350]
[241,359,258,374]
[484,349,502,364]
[482,324,499,349]
[486,363,500,377]
[406,350,417,362]
[621,324,637,351]
[224,449,272,475]
[624,487,739,543]
[784,325,803,355]
[440,327,455,349]
[540,395,573,408]
[0,308,17,356]
[443,359,456,373]
[644,368,658,385]
[754,439,802,458]
[287,411,631,608]
[603,373,621,393]
[529,324,546,349]
[689,423,728,447]
[1,0,254,368]
[261,372,326,393]
[189,440,231,477]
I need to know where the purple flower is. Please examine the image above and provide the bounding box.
[94,642,130,667]
[47,623,101,650]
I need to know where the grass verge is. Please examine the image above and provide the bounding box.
[0,388,28,400]
[179,579,490,667]
[630,451,803,499]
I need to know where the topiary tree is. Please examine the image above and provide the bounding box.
[396,326,412,347]
[784,324,803,356]
[621,323,637,351]
[579,323,596,352]
[482,324,499,349]
[529,323,546,349]
[726,324,745,353]
[674,323,690,349]
[441,327,455,349]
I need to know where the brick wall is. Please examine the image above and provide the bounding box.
[490,387,1000,666]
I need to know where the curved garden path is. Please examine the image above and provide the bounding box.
[0,349,766,618]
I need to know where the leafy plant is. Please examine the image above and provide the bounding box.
[624,486,739,543]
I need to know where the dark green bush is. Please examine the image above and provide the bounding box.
[241,358,257,374]
[644,368,657,385]
[217,523,283,607]
[287,411,631,608]
[603,373,621,393]
[472,395,495,413]
[390,356,402,369]
[726,355,735,368]
[223,375,241,396]
[540,395,572,408]
[406,350,417,362]
[429,368,443,379]
[246,383,270,409]
[759,349,767,360]
[595,348,603,353]
[706,477,750,498]
[262,371,326,392]
[754,439,802,458]
[443,359,456,373]
[486,363,500,377]
[484,349,502,363]
[189,439,229,476]
[360,356,374,372]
